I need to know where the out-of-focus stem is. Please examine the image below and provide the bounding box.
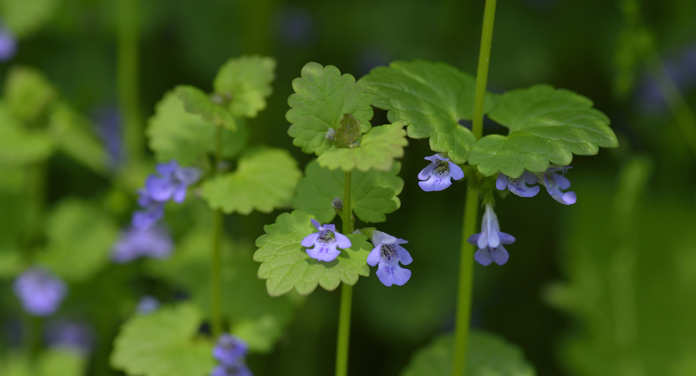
[117,0,143,165]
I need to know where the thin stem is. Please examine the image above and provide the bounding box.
[118,0,143,165]
[335,171,353,376]
[210,126,225,338]
[452,0,497,374]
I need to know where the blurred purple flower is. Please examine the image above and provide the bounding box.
[496,171,540,198]
[145,161,202,203]
[132,189,165,229]
[301,219,351,262]
[0,23,17,62]
[213,334,248,366]
[136,295,160,314]
[92,106,123,169]
[112,226,173,263]
[496,166,576,205]
[418,154,464,192]
[636,43,696,114]
[13,268,67,316]
[277,7,316,47]
[468,204,515,266]
[45,320,94,355]
[356,49,390,76]
[366,230,412,287]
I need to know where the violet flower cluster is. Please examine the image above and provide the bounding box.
[468,204,515,266]
[496,166,576,205]
[13,267,67,316]
[0,21,17,62]
[300,219,351,262]
[211,334,252,376]
[417,154,464,192]
[45,320,94,355]
[111,226,173,263]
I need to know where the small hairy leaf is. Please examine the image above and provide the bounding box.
[287,62,373,155]
[317,122,408,172]
[292,160,403,223]
[4,66,57,123]
[110,303,214,376]
[176,85,237,130]
[254,211,371,296]
[147,91,248,165]
[468,85,618,177]
[0,102,53,165]
[360,60,495,164]
[401,331,536,376]
[213,56,275,118]
[201,148,301,215]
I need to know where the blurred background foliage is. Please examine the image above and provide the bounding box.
[0,0,695,375]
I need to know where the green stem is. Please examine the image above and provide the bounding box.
[335,171,353,376]
[452,0,496,374]
[118,0,143,165]
[210,126,224,338]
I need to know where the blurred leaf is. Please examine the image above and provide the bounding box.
[292,160,403,224]
[0,0,60,37]
[38,198,119,282]
[468,85,618,177]
[213,56,276,118]
[0,103,53,165]
[360,60,494,164]
[147,91,248,165]
[147,230,295,353]
[48,103,108,175]
[4,66,57,123]
[401,331,535,376]
[1,348,86,376]
[111,303,214,376]
[176,85,237,130]
[201,148,301,215]
[254,210,371,296]
[287,62,373,155]
[317,122,408,172]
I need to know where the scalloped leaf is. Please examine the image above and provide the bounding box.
[176,85,237,130]
[0,102,53,165]
[468,85,618,177]
[110,303,214,376]
[254,211,371,296]
[287,62,373,155]
[360,60,495,164]
[292,160,403,224]
[147,91,248,165]
[401,331,536,376]
[201,148,301,215]
[4,66,57,123]
[317,122,408,172]
[213,56,275,118]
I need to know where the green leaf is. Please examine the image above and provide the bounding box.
[317,122,408,172]
[147,90,248,165]
[1,349,86,376]
[146,229,295,353]
[254,210,371,296]
[176,85,237,130]
[360,60,495,164]
[287,62,373,155]
[0,102,53,165]
[201,148,301,215]
[48,103,108,175]
[213,56,275,118]
[292,159,403,223]
[401,331,536,376]
[468,85,618,177]
[37,198,119,283]
[0,0,60,37]
[111,303,215,376]
[4,66,57,122]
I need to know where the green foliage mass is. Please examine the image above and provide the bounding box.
[1,349,86,376]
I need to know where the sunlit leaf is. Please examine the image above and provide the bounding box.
[1,349,86,376]
[176,85,237,130]
[213,56,275,118]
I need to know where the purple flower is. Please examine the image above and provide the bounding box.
[136,296,160,314]
[417,154,464,192]
[496,171,540,198]
[0,23,17,62]
[45,320,94,355]
[276,7,316,47]
[145,161,201,203]
[539,166,576,205]
[132,189,165,229]
[92,106,123,169]
[213,334,248,366]
[211,364,252,376]
[468,204,515,266]
[112,226,173,263]
[301,219,351,262]
[366,231,413,286]
[13,268,67,316]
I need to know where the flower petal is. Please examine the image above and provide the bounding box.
[417,162,436,181]
[334,232,352,249]
[395,245,413,265]
[310,219,322,230]
[172,184,188,203]
[390,265,411,286]
[474,249,493,266]
[448,162,464,181]
[418,176,452,192]
[156,161,178,176]
[492,246,510,265]
[467,233,481,245]
[367,247,381,266]
[500,232,516,244]
[145,176,175,202]
[372,230,397,247]
[496,174,509,190]
[301,233,319,247]
[175,167,202,185]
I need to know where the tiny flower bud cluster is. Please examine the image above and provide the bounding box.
[211,334,252,376]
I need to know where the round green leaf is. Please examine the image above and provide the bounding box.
[213,56,276,118]
[254,210,372,296]
[176,85,237,130]
[0,102,53,165]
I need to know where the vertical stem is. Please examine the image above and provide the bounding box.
[335,171,353,376]
[452,0,496,374]
[210,126,224,338]
[118,0,143,165]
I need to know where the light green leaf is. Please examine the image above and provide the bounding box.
[176,85,237,130]
[4,66,57,122]
[317,122,408,172]
[146,229,295,353]
[147,90,248,165]
[468,85,618,177]
[401,331,536,376]
[0,102,53,165]
[213,56,275,118]
[0,0,60,37]
[111,303,214,376]
[48,103,108,175]
[254,210,371,296]
[37,198,119,283]
[360,60,495,164]
[201,148,301,215]
[292,160,403,223]
[1,349,86,376]
[287,62,373,155]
